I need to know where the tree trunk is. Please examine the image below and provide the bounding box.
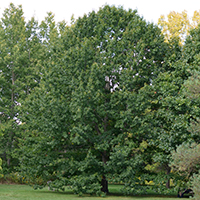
[166,166,171,188]
[101,152,109,193]
[7,158,10,167]
[102,151,108,164]
[101,176,109,193]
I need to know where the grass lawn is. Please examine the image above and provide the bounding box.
[0,184,180,200]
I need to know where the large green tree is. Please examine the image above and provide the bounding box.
[18,5,170,195]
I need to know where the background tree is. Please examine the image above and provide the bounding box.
[18,13,74,192]
[169,23,200,197]
[0,3,43,172]
[158,10,200,45]
[110,18,200,192]
[141,23,200,190]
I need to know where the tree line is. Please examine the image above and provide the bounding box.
[1,3,200,197]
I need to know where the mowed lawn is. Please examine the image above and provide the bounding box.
[0,184,179,200]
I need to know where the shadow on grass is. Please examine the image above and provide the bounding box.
[37,191,187,199]
[27,184,192,199]
[107,193,179,198]
[36,188,181,199]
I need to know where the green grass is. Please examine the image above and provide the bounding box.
[0,184,179,200]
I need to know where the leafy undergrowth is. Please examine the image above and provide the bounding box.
[0,184,181,200]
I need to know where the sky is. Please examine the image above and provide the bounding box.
[0,0,200,24]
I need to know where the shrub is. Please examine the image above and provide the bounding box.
[191,173,200,199]
[170,142,200,178]
[0,172,23,184]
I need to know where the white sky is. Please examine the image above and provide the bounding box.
[0,0,200,24]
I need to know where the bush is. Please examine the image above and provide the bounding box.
[0,172,23,184]
[191,173,200,199]
[170,142,200,178]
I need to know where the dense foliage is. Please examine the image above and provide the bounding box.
[0,3,44,172]
[1,3,200,198]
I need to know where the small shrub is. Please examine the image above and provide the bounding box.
[170,142,200,178]
[0,172,23,184]
[191,173,200,199]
